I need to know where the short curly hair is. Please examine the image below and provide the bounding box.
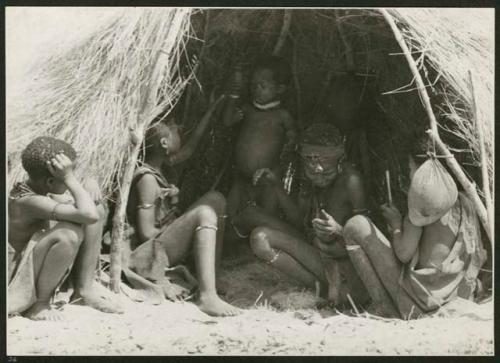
[21,136,77,180]
[252,55,292,87]
[301,122,344,146]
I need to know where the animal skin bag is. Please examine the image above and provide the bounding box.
[408,157,458,226]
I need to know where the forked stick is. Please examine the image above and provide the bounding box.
[381,9,492,246]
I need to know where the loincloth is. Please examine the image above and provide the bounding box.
[121,223,197,303]
[8,232,40,315]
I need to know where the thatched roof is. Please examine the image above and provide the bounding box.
[7,8,493,212]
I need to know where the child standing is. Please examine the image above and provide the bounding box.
[222,56,297,239]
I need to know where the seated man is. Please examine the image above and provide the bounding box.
[125,96,240,317]
[247,123,369,308]
[342,141,487,318]
[8,136,122,321]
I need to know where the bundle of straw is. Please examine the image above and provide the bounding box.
[7,8,193,198]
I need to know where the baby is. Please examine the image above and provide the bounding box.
[223,56,296,238]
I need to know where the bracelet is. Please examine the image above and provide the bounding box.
[392,228,402,235]
[228,94,240,99]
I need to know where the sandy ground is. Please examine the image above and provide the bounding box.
[7,247,494,356]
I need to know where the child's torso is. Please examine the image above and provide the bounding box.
[235,107,287,178]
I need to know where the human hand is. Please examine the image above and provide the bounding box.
[380,203,403,232]
[47,153,74,181]
[160,184,179,198]
[312,209,342,242]
[253,168,280,186]
[438,258,465,275]
[82,177,102,203]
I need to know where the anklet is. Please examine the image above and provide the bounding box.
[195,225,218,232]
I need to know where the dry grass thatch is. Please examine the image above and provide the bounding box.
[7,8,493,216]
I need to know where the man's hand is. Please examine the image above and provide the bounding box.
[380,203,403,232]
[253,168,280,186]
[47,153,74,181]
[312,209,342,242]
[82,177,102,203]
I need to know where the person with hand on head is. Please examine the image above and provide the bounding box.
[8,136,122,321]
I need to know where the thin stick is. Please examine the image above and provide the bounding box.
[346,293,360,316]
[272,10,292,56]
[380,9,438,135]
[468,71,493,239]
[381,9,491,246]
[385,169,393,205]
[335,10,355,71]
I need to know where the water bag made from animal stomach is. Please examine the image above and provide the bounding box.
[408,157,458,226]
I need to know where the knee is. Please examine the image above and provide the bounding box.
[203,191,227,215]
[343,215,372,244]
[52,222,84,249]
[249,227,274,260]
[194,205,218,226]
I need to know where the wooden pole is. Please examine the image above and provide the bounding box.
[273,10,292,56]
[426,130,492,245]
[380,9,492,246]
[468,71,493,240]
[109,35,177,293]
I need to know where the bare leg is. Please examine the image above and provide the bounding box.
[187,191,226,271]
[70,204,123,314]
[250,226,326,288]
[154,203,240,316]
[343,215,422,318]
[24,222,83,321]
[236,205,304,239]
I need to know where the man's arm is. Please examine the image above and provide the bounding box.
[134,174,161,242]
[167,95,224,166]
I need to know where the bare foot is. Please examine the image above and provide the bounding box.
[24,301,63,321]
[197,294,241,317]
[70,291,124,314]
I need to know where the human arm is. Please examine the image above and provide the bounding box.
[380,204,422,264]
[20,154,99,224]
[167,94,225,166]
[134,174,161,242]
[281,111,297,156]
[222,65,245,127]
[253,168,302,225]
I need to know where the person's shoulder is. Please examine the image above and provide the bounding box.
[135,173,160,190]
